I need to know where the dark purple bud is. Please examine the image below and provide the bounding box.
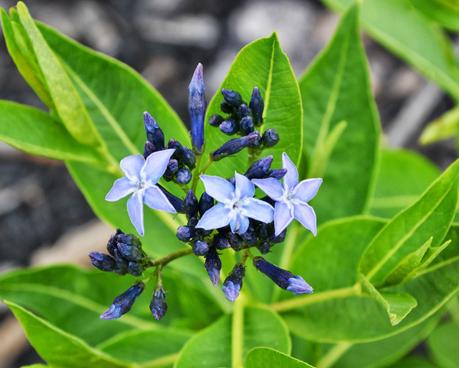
[240,227,257,246]
[100,282,144,320]
[270,228,287,244]
[189,63,206,153]
[193,240,209,256]
[237,104,250,118]
[213,234,230,249]
[167,159,179,174]
[244,156,273,179]
[220,101,234,113]
[175,168,192,185]
[199,192,214,216]
[253,257,313,294]
[150,287,167,320]
[144,141,155,158]
[257,223,269,240]
[269,169,287,180]
[227,232,243,250]
[249,87,264,125]
[157,184,184,213]
[219,119,238,135]
[222,264,245,302]
[112,248,129,275]
[211,132,260,161]
[184,190,199,219]
[181,147,196,169]
[144,112,165,150]
[209,114,224,127]
[257,241,272,254]
[89,252,117,272]
[168,139,182,152]
[117,243,144,262]
[239,116,254,135]
[176,225,194,242]
[221,88,243,107]
[188,216,198,228]
[127,261,143,276]
[262,128,279,147]
[205,247,222,286]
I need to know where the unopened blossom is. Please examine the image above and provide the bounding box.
[101,282,145,320]
[196,172,274,234]
[105,149,177,236]
[252,152,322,236]
[188,63,206,153]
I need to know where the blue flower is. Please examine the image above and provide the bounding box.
[105,150,177,236]
[188,63,206,153]
[253,257,313,294]
[196,173,274,234]
[101,282,145,320]
[252,152,322,236]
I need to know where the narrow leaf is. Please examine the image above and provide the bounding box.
[246,348,315,368]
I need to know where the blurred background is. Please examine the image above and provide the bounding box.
[0,0,457,366]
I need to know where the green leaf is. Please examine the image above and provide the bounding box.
[420,106,459,145]
[0,100,103,164]
[175,306,291,368]
[370,149,440,218]
[203,33,303,176]
[360,159,459,286]
[14,2,100,146]
[246,348,315,368]
[5,301,129,368]
[410,0,459,31]
[322,0,459,100]
[299,4,380,222]
[428,321,459,368]
[390,356,437,368]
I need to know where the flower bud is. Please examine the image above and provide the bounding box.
[240,226,257,246]
[144,112,165,150]
[262,128,279,147]
[144,141,155,158]
[205,247,222,286]
[220,101,233,113]
[257,241,271,254]
[268,169,287,179]
[237,103,250,119]
[213,234,230,249]
[239,116,254,135]
[184,190,199,219]
[222,264,245,302]
[176,225,194,242]
[227,232,243,250]
[116,243,144,262]
[249,87,264,125]
[150,287,168,320]
[193,240,209,256]
[199,192,214,216]
[89,252,116,272]
[209,114,224,127]
[175,167,192,185]
[211,132,260,161]
[127,261,143,276]
[270,228,287,244]
[247,131,262,148]
[221,88,243,107]
[253,257,313,294]
[100,282,144,320]
[157,184,184,213]
[189,63,206,153]
[219,119,238,135]
[244,156,273,179]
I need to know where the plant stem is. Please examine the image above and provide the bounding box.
[147,248,194,268]
[191,155,213,192]
[231,294,245,368]
[317,342,352,368]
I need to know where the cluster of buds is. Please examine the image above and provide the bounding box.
[90,62,321,322]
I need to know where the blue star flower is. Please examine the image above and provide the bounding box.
[252,152,322,236]
[105,149,177,236]
[196,172,273,234]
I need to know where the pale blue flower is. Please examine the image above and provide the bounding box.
[252,152,322,236]
[106,149,177,236]
[196,172,273,234]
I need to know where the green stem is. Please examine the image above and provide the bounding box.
[231,294,245,368]
[147,248,194,268]
[317,342,352,368]
[191,155,213,192]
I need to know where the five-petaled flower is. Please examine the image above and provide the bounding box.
[253,152,322,236]
[105,149,177,236]
[196,173,274,234]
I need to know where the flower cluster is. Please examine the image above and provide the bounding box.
[89,63,322,321]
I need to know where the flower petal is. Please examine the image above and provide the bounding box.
[143,185,177,213]
[241,198,273,223]
[200,175,234,203]
[142,149,176,184]
[294,203,317,236]
[230,213,250,234]
[252,178,284,200]
[127,191,145,236]
[120,155,144,181]
[282,152,299,190]
[105,177,136,201]
[274,201,294,236]
[293,178,323,203]
[235,172,255,199]
[196,203,231,230]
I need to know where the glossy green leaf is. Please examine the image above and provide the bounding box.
[420,106,459,145]
[0,100,103,164]
[428,321,459,368]
[360,159,459,286]
[246,348,315,368]
[322,0,459,100]
[411,0,459,31]
[5,301,129,368]
[175,306,290,368]
[203,33,303,177]
[299,4,380,222]
[390,356,437,368]
[370,149,440,218]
